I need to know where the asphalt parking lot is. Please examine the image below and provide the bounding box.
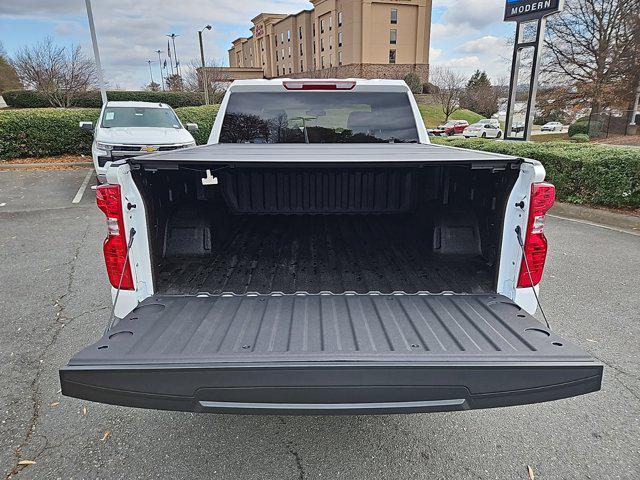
[1,170,639,480]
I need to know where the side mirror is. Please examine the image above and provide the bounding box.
[185,123,199,132]
[79,121,94,131]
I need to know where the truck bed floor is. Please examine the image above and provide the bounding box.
[155,215,493,295]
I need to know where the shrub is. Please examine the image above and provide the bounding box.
[403,73,423,94]
[431,137,640,208]
[3,89,207,109]
[0,105,220,159]
[570,134,590,143]
[175,105,220,145]
[2,90,51,108]
[568,121,589,137]
[0,108,99,159]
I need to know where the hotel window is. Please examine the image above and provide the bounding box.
[329,16,332,30]
[275,50,279,61]
[289,63,292,73]
[338,31,343,47]
[390,9,398,24]
[321,56,325,68]
[300,44,303,55]
[275,36,278,47]
[338,11,343,26]
[300,59,304,71]
[338,51,343,65]
[299,26,303,39]
[282,48,285,59]
[390,29,397,45]
[280,32,284,43]
[287,30,291,41]
[321,38,325,51]
[329,36,333,50]
[320,19,324,33]
[329,54,333,67]
[313,58,316,70]
[288,46,291,57]
[313,23,316,36]
[389,49,396,64]
[313,41,316,54]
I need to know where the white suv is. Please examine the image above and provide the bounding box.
[80,101,197,182]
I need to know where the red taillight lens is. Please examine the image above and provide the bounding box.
[96,184,134,290]
[517,182,555,288]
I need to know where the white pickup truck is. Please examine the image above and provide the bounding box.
[61,79,602,415]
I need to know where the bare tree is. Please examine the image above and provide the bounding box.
[183,58,230,102]
[165,73,184,92]
[11,38,96,107]
[542,0,638,114]
[430,66,465,121]
[145,81,161,92]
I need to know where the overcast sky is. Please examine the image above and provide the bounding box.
[0,0,515,89]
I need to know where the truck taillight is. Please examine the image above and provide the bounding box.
[283,80,356,90]
[517,182,555,288]
[96,184,134,290]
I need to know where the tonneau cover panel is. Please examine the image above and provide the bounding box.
[128,143,522,169]
[61,293,602,414]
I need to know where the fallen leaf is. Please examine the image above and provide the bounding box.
[527,465,535,480]
[18,460,36,466]
[82,405,87,416]
[50,402,60,408]
[101,431,110,442]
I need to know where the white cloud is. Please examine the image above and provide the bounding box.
[456,35,508,55]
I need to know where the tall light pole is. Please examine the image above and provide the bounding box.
[84,0,107,104]
[156,49,165,91]
[147,59,154,85]
[167,33,181,77]
[198,25,212,105]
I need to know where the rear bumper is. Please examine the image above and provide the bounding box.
[61,361,602,415]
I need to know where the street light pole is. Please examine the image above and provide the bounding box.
[147,59,154,85]
[167,33,181,77]
[156,50,165,91]
[84,0,107,105]
[198,25,212,105]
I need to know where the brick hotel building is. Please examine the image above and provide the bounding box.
[227,0,432,82]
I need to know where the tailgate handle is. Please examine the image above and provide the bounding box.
[199,399,468,412]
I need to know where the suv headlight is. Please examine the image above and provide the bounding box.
[96,142,114,152]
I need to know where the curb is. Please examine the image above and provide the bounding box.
[550,202,640,235]
[0,162,93,169]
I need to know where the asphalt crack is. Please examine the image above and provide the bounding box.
[285,441,305,480]
[5,223,91,479]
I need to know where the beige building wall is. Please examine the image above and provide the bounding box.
[229,0,432,82]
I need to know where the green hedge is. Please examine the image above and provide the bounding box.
[0,105,220,159]
[432,137,640,208]
[2,89,208,109]
[0,108,99,158]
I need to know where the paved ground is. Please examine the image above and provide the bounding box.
[1,170,638,480]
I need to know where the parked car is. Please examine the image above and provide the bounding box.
[541,121,564,132]
[61,79,602,415]
[80,101,197,182]
[430,119,469,136]
[463,119,502,139]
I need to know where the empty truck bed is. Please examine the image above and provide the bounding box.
[156,214,493,295]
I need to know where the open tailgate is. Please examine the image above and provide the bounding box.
[60,293,602,414]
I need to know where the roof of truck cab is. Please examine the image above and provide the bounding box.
[129,143,524,169]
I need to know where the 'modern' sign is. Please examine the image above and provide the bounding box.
[504,0,563,22]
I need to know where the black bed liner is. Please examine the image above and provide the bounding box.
[157,214,493,295]
[128,143,523,169]
[61,293,602,414]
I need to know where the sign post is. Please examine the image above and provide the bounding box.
[503,0,564,141]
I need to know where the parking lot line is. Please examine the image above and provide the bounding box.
[72,170,94,204]
[548,214,640,236]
